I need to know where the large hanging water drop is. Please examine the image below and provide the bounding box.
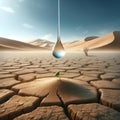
[52,0,65,59]
[52,37,65,58]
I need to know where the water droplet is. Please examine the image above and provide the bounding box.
[52,0,65,59]
[52,37,65,59]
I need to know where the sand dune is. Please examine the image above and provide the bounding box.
[95,31,120,50]
[65,31,120,51]
[64,40,85,49]
[83,32,114,49]
[0,37,45,51]
[0,31,120,51]
[0,44,20,50]
[30,39,54,50]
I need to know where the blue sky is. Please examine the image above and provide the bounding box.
[0,0,120,42]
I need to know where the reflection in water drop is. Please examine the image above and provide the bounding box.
[52,37,65,59]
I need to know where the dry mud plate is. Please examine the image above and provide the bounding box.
[0,52,120,120]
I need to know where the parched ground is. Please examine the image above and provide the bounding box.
[0,51,120,120]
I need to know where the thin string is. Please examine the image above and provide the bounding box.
[58,0,60,38]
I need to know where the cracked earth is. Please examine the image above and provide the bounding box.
[0,51,120,120]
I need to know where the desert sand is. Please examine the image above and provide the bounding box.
[30,39,54,49]
[0,31,120,51]
[0,37,46,51]
[0,51,120,120]
[65,31,120,51]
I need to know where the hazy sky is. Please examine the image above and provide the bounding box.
[0,0,120,42]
